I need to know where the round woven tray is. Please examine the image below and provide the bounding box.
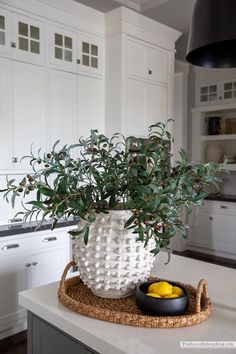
[58,261,212,328]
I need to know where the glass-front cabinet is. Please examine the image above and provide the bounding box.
[0,8,11,54]
[198,78,236,106]
[12,13,46,63]
[77,35,102,75]
[49,25,77,71]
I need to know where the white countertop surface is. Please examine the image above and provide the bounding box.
[19,252,236,354]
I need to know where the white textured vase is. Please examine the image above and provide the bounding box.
[74,210,155,299]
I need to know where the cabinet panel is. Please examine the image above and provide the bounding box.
[0,256,27,334]
[77,34,103,76]
[209,213,236,254]
[127,39,148,80]
[28,248,68,289]
[148,47,168,84]
[187,212,211,247]
[49,26,77,72]
[126,78,148,136]
[49,70,78,154]
[78,75,104,137]
[148,84,168,127]
[12,13,46,63]
[0,58,13,169]
[13,61,47,169]
[0,8,11,55]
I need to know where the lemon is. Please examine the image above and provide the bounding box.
[148,282,172,297]
[165,294,179,298]
[172,286,184,297]
[147,293,161,298]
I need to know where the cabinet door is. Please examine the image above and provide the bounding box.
[28,248,68,288]
[198,83,219,105]
[148,47,168,84]
[127,39,148,80]
[0,256,27,336]
[13,61,46,169]
[148,83,168,127]
[0,8,11,55]
[0,58,13,169]
[49,26,77,72]
[187,212,211,247]
[209,213,236,254]
[49,70,78,156]
[77,34,103,76]
[126,78,148,136]
[221,79,236,102]
[12,13,46,63]
[78,75,104,137]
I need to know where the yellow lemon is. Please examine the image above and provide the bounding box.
[147,293,161,298]
[147,282,172,297]
[165,294,179,298]
[172,286,184,297]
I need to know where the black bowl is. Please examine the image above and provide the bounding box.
[136,280,189,316]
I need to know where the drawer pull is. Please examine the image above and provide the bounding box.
[43,237,57,242]
[2,243,20,250]
[219,205,228,209]
[26,263,31,267]
[32,261,38,266]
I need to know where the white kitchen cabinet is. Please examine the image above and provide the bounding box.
[148,83,168,127]
[12,13,46,64]
[49,25,77,72]
[77,75,104,137]
[127,38,169,84]
[197,78,236,106]
[126,78,149,136]
[49,69,78,152]
[0,58,13,170]
[187,201,236,259]
[77,34,103,76]
[126,79,167,137]
[27,248,68,289]
[0,8,11,55]
[0,227,71,339]
[0,255,27,340]
[13,61,47,170]
[105,8,180,137]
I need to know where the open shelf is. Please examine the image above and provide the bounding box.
[201,134,236,141]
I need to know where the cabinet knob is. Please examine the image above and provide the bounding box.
[12,157,18,163]
[219,205,228,209]
[209,216,213,220]
[26,263,31,267]
[32,261,38,266]
[11,42,16,48]
[76,59,81,64]
[148,69,152,75]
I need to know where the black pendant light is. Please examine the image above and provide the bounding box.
[186,0,236,68]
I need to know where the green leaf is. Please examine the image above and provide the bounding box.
[39,187,54,197]
[124,214,135,228]
[83,226,89,245]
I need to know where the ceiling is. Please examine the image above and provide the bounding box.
[74,0,196,60]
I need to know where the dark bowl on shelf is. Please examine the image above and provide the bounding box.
[135,280,189,316]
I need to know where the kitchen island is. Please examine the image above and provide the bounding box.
[19,252,236,354]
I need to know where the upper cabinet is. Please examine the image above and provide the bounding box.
[0,8,11,54]
[105,7,180,137]
[198,79,236,106]
[12,14,46,63]
[127,39,169,84]
[49,25,103,76]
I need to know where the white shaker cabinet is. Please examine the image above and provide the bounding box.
[0,255,28,339]
[0,227,71,339]
[49,69,78,152]
[27,248,69,289]
[148,83,168,128]
[0,8,11,55]
[13,61,47,170]
[0,58,13,170]
[187,201,236,259]
[77,34,103,76]
[77,75,104,137]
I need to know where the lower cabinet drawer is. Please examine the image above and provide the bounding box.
[32,230,69,250]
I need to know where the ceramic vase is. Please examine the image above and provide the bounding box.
[74,210,155,299]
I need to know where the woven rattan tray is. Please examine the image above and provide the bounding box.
[58,262,212,328]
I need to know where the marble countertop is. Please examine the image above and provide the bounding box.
[19,252,236,354]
